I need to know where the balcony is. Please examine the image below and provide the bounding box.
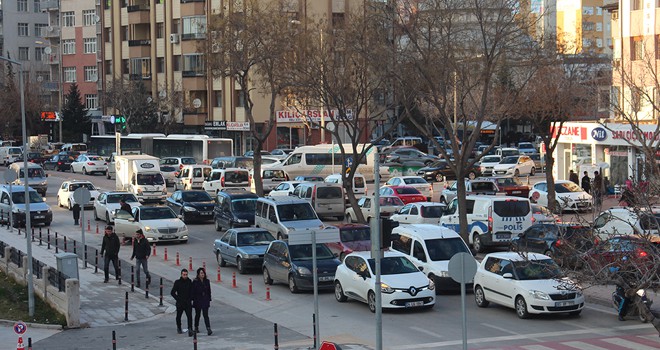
[128,6,150,23]
[41,0,59,12]
[46,53,60,64]
[183,113,207,126]
[42,81,60,91]
[43,25,60,38]
[181,33,206,41]
[127,4,150,12]
[129,73,151,81]
[180,0,205,16]
[128,39,151,56]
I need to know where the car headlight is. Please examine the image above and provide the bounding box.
[143,226,156,233]
[529,290,550,300]
[137,189,143,194]
[40,181,47,186]
[296,266,312,275]
[246,254,260,259]
[287,227,296,232]
[236,218,248,223]
[381,283,395,294]
[178,226,187,232]
[428,278,435,290]
[183,206,197,212]
[162,188,167,194]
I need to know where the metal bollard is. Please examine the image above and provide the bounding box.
[152,243,157,256]
[95,251,99,274]
[159,278,164,306]
[248,278,253,294]
[84,246,88,268]
[274,323,279,350]
[47,228,51,249]
[232,272,237,288]
[18,227,21,236]
[265,287,271,301]
[145,282,149,299]
[217,266,222,283]
[112,330,117,350]
[203,260,206,271]
[176,252,180,266]
[64,236,67,252]
[118,260,122,285]
[131,266,135,292]
[31,228,35,242]
[73,240,77,255]
[312,314,317,349]
[38,227,42,246]
[189,257,193,271]
[164,248,168,261]
[193,331,198,350]
[96,223,99,234]
[124,292,129,321]
[55,232,58,253]
[87,219,91,232]
[28,337,32,350]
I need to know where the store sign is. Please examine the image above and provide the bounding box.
[40,111,60,122]
[204,120,250,131]
[204,121,226,130]
[552,125,588,141]
[591,127,607,141]
[611,129,660,142]
[226,121,250,131]
[276,109,353,123]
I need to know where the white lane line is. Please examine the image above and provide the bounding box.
[480,323,544,343]
[558,321,612,336]
[639,335,660,343]
[409,326,443,338]
[584,305,617,315]
[601,337,659,350]
[520,345,555,350]
[561,341,608,350]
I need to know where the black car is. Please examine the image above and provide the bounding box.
[262,240,341,293]
[166,190,215,223]
[14,152,49,165]
[417,160,480,182]
[213,190,258,231]
[42,154,75,171]
[511,223,595,267]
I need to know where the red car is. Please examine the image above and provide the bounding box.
[491,176,530,198]
[583,235,660,276]
[378,185,426,204]
[325,223,371,261]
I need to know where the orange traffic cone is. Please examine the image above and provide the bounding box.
[17,336,24,350]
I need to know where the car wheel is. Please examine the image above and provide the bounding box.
[474,285,490,307]
[70,166,74,173]
[367,291,376,313]
[514,169,520,177]
[468,171,477,180]
[263,268,273,285]
[639,310,649,323]
[218,252,226,267]
[83,167,88,175]
[515,296,530,319]
[530,167,536,176]
[106,212,111,223]
[544,250,553,258]
[68,200,73,211]
[288,274,299,293]
[347,214,354,224]
[473,233,484,253]
[57,196,63,208]
[335,281,348,302]
[214,220,222,232]
[94,209,99,221]
[237,257,245,274]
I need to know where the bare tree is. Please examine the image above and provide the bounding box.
[0,64,50,140]
[103,78,159,134]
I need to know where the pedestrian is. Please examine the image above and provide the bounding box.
[72,203,81,225]
[192,267,213,336]
[130,229,151,288]
[569,170,579,185]
[100,225,121,283]
[593,171,603,207]
[171,268,194,336]
[581,171,591,194]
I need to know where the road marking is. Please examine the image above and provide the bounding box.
[584,304,617,315]
[520,345,555,350]
[601,337,659,349]
[409,326,443,338]
[561,341,608,350]
[480,323,544,343]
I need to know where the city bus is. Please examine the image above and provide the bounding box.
[89,134,234,163]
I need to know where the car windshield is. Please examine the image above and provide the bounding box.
[11,191,44,204]
[340,227,371,242]
[69,183,96,191]
[71,144,87,152]
[277,203,318,221]
[136,173,165,185]
[289,244,335,261]
[482,156,501,163]
[555,182,583,193]
[107,193,139,203]
[182,191,212,202]
[263,170,286,179]
[231,198,257,212]
[429,161,447,168]
[380,196,404,206]
[500,156,519,165]
[87,156,103,161]
[160,166,177,172]
[426,237,470,261]
[519,143,533,149]
[9,148,21,155]
[298,176,324,182]
[421,206,443,218]
[403,177,427,185]
[182,158,196,164]
[532,204,552,216]
[140,207,176,220]
[512,259,562,280]
[493,200,530,217]
[235,159,253,168]
[237,231,275,246]
[501,150,518,157]
[368,256,419,275]
[395,187,421,195]
[19,168,46,178]
[639,213,660,230]
[354,176,365,188]
[496,177,524,186]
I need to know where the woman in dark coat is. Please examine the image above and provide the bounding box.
[192,267,212,335]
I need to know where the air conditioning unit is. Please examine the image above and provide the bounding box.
[170,33,180,44]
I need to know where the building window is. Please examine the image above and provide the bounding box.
[173,55,181,71]
[62,39,76,54]
[596,38,603,48]
[85,94,98,109]
[235,90,247,108]
[632,37,643,60]
[84,66,98,81]
[18,23,29,36]
[583,22,594,31]
[182,16,206,40]
[332,13,345,28]
[214,91,222,108]
[36,71,51,82]
[596,23,602,32]
[17,0,28,12]
[157,23,164,38]
[156,57,164,73]
[182,54,204,76]
[64,67,77,82]
[105,60,112,75]
[34,23,48,37]
[130,57,151,79]
[84,38,97,54]
[34,47,46,61]
[83,10,96,26]
[34,0,41,12]
[632,0,642,11]
[62,11,75,27]
[598,88,610,112]
[18,47,29,61]
[122,59,129,74]
[104,28,111,42]
[172,19,180,34]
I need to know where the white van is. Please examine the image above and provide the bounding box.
[8,163,48,196]
[292,182,345,220]
[61,143,88,154]
[324,173,367,197]
[203,168,251,194]
[0,184,53,227]
[440,195,532,253]
[174,165,213,191]
[254,196,326,241]
[0,146,23,166]
[390,224,474,292]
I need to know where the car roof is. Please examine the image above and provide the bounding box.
[409,202,446,207]
[227,227,271,234]
[483,252,550,261]
[332,223,370,230]
[212,167,249,172]
[101,191,134,195]
[217,191,258,199]
[65,180,94,184]
[397,176,427,180]
[1,184,38,193]
[258,196,309,204]
[348,250,406,259]
[393,224,460,239]
[464,195,529,201]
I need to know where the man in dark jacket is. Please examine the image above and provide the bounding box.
[569,170,579,185]
[100,226,121,283]
[130,230,151,288]
[72,203,81,225]
[581,171,591,194]
[171,269,194,336]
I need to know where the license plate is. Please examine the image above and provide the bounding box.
[555,301,574,307]
[34,215,45,219]
[319,276,334,282]
[405,301,424,307]
[512,191,521,194]
[201,212,211,215]
[496,233,511,239]
[162,235,173,239]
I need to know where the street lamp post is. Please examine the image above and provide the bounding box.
[35,40,63,143]
[0,55,35,317]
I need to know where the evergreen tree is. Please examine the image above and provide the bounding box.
[61,83,90,142]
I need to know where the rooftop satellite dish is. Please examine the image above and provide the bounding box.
[193,98,202,108]
[44,47,52,55]
[159,90,167,99]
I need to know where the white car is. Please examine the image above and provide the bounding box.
[268,181,302,197]
[159,164,179,186]
[334,251,435,312]
[473,252,584,319]
[531,204,559,224]
[492,155,536,177]
[93,191,142,223]
[529,180,592,212]
[385,176,433,201]
[593,207,660,240]
[57,180,101,209]
[390,202,446,225]
[70,154,108,175]
[478,155,502,176]
[114,206,189,243]
[345,196,404,223]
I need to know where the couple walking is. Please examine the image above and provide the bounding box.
[170,268,213,336]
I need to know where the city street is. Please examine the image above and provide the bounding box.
[1,169,658,349]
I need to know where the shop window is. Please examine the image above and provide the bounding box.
[631,37,643,60]
[632,0,642,11]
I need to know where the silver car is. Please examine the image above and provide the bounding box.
[213,228,275,274]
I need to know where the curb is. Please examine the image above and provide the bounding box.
[0,319,63,330]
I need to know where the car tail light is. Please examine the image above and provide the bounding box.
[531,216,536,223]
[221,176,225,187]
[57,162,62,165]
[487,206,493,232]
[555,239,562,246]
[248,175,252,186]
[638,250,648,258]
[179,164,184,170]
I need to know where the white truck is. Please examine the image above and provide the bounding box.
[115,155,167,203]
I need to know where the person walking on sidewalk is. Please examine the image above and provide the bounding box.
[130,229,151,288]
[581,171,591,194]
[100,225,121,283]
[192,267,213,335]
[171,269,194,336]
[72,203,81,225]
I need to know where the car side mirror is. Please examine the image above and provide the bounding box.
[417,266,424,272]
[502,273,513,279]
[178,215,183,219]
[128,218,135,222]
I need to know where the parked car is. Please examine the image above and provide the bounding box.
[160,157,197,170]
[583,235,660,276]
[531,204,560,224]
[203,168,251,194]
[251,168,288,194]
[210,156,253,170]
[390,202,446,225]
[517,142,537,155]
[244,150,271,157]
[529,153,545,171]
[166,190,216,223]
[473,252,584,318]
[214,190,259,231]
[345,195,405,223]
[0,185,52,227]
[492,155,536,177]
[417,160,480,182]
[57,180,100,209]
[160,165,179,186]
[214,228,276,274]
[254,197,326,241]
[385,176,433,201]
[262,240,341,293]
[334,251,435,312]
[440,179,498,204]
[268,181,302,197]
[511,223,595,267]
[496,147,520,158]
[174,165,213,191]
[592,207,660,240]
[325,224,371,261]
[294,175,325,182]
[385,148,438,166]
[529,180,592,212]
[93,191,141,223]
[325,173,367,198]
[15,152,49,165]
[490,176,530,198]
[70,154,108,175]
[269,149,293,160]
[42,154,75,172]
[379,186,426,205]
[478,155,502,176]
[292,182,345,220]
[114,206,189,243]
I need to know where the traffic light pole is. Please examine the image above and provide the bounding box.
[371,151,382,350]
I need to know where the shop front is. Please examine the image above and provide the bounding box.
[553,121,660,187]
